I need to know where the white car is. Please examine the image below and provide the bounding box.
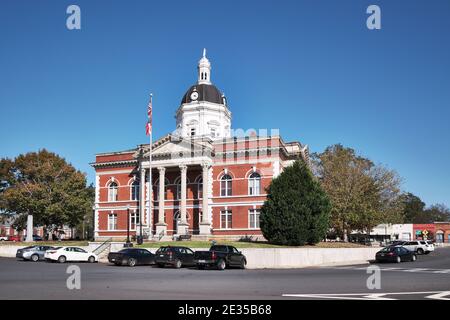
[44,246,98,263]
[401,240,434,255]
[421,240,435,254]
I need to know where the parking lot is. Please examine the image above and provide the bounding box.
[0,247,449,300]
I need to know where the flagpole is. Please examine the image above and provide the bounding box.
[148,93,153,239]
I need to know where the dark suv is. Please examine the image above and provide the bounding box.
[154,246,195,268]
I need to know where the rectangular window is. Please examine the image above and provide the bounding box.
[130,211,140,230]
[220,210,232,229]
[221,179,232,197]
[108,187,118,202]
[108,214,117,231]
[249,209,261,229]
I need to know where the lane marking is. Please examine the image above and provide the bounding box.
[282,291,449,300]
[425,291,450,300]
[324,266,450,274]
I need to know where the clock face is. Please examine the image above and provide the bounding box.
[190,91,199,101]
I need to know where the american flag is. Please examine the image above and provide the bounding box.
[146,94,152,136]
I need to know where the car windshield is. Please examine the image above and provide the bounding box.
[380,247,395,252]
[210,245,228,252]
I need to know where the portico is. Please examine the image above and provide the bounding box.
[137,135,214,238]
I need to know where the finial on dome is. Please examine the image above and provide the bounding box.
[198,48,211,84]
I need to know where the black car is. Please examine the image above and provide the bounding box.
[154,246,196,268]
[32,235,43,241]
[193,245,247,270]
[107,248,155,267]
[375,246,417,263]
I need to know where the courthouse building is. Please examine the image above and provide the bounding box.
[91,51,309,241]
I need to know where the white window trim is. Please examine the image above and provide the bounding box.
[108,213,117,231]
[248,209,261,229]
[220,210,232,229]
[248,173,261,196]
[108,183,119,202]
[130,180,140,201]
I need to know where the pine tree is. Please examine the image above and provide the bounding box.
[260,159,331,245]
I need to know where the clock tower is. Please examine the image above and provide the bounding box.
[175,49,232,140]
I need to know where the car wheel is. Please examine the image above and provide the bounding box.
[88,256,96,263]
[128,258,137,267]
[58,255,66,263]
[174,259,182,269]
[31,254,39,262]
[417,248,424,255]
[217,259,226,270]
[396,256,401,263]
[412,254,417,262]
[240,259,247,269]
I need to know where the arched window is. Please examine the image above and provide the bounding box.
[130,180,139,201]
[248,172,261,195]
[220,174,232,197]
[108,182,118,202]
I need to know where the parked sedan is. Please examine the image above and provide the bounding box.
[44,247,98,263]
[108,248,155,267]
[154,246,196,268]
[16,245,55,262]
[375,246,417,263]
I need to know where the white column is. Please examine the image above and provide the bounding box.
[25,215,33,242]
[155,167,167,238]
[199,163,211,235]
[138,167,145,236]
[177,164,189,235]
[158,167,166,224]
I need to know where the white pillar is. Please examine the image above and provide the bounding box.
[25,215,33,242]
[138,168,145,237]
[155,167,167,237]
[177,165,189,235]
[199,163,211,235]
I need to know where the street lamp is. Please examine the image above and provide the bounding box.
[125,205,132,247]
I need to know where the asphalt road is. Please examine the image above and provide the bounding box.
[1,247,450,300]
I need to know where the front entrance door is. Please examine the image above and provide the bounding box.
[173,211,180,234]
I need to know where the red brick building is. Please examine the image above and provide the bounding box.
[434,222,450,244]
[91,51,308,241]
[413,224,436,241]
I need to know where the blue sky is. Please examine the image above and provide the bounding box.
[0,0,449,207]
